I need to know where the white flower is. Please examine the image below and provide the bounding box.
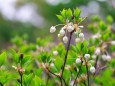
[106,55,111,62]
[67,25,74,32]
[75,38,81,43]
[76,58,81,64]
[50,63,54,67]
[63,36,68,43]
[84,54,90,60]
[50,26,56,33]
[53,51,58,56]
[95,48,101,55]
[12,65,17,70]
[111,41,115,45]
[90,66,95,74]
[79,33,84,38]
[58,34,61,38]
[79,26,84,28]
[92,33,101,39]
[102,54,107,61]
[59,29,65,36]
[92,55,97,59]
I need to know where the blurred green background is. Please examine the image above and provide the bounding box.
[0,0,115,48]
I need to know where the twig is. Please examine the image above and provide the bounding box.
[86,64,89,86]
[90,65,107,85]
[73,60,83,86]
[48,69,67,86]
[60,31,74,86]
[94,56,99,69]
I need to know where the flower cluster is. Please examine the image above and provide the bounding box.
[50,22,84,44]
[75,54,96,74]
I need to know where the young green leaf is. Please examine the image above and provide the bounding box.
[54,57,63,71]
[74,8,81,20]
[0,52,7,66]
[66,8,72,20]
[61,9,66,18]
[56,15,65,23]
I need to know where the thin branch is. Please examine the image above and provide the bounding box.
[90,65,107,85]
[48,69,67,86]
[60,31,74,86]
[86,64,89,86]
[48,70,59,77]
[94,56,99,69]
[73,60,83,86]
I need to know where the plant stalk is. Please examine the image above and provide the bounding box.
[60,31,74,86]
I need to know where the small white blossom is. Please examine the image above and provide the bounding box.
[79,26,84,28]
[79,33,84,38]
[106,55,111,62]
[90,66,95,74]
[102,54,107,61]
[12,65,17,70]
[67,25,74,32]
[75,38,81,43]
[95,48,101,55]
[53,51,58,56]
[111,41,115,45]
[92,55,97,59]
[50,63,54,67]
[58,34,61,38]
[59,29,65,36]
[76,58,81,64]
[63,36,68,43]
[50,26,56,33]
[92,33,101,39]
[84,54,90,60]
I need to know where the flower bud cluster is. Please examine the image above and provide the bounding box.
[50,22,84,44]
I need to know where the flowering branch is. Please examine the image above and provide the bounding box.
[60,31,74,84]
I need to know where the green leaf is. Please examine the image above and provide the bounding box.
[0,52,7,66]
[22,55,32,67]
[76,43,82,53]
[107,15,113,24]
[102,32,109,41]
[70,45,77,52]
[23,74,34,86]
[74,8,81,20]
[54,57,63,71]
[10,49,19,63]
[99,21,107,30]
[91,15,100,22]
[35,68,43,77]
[78,17,83,22]
[31,76,45,86]
[56,15,65,23]
[88,46,95,54]
[61,9,67,18]
[83,40,88,48]
[66,8,72,20]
